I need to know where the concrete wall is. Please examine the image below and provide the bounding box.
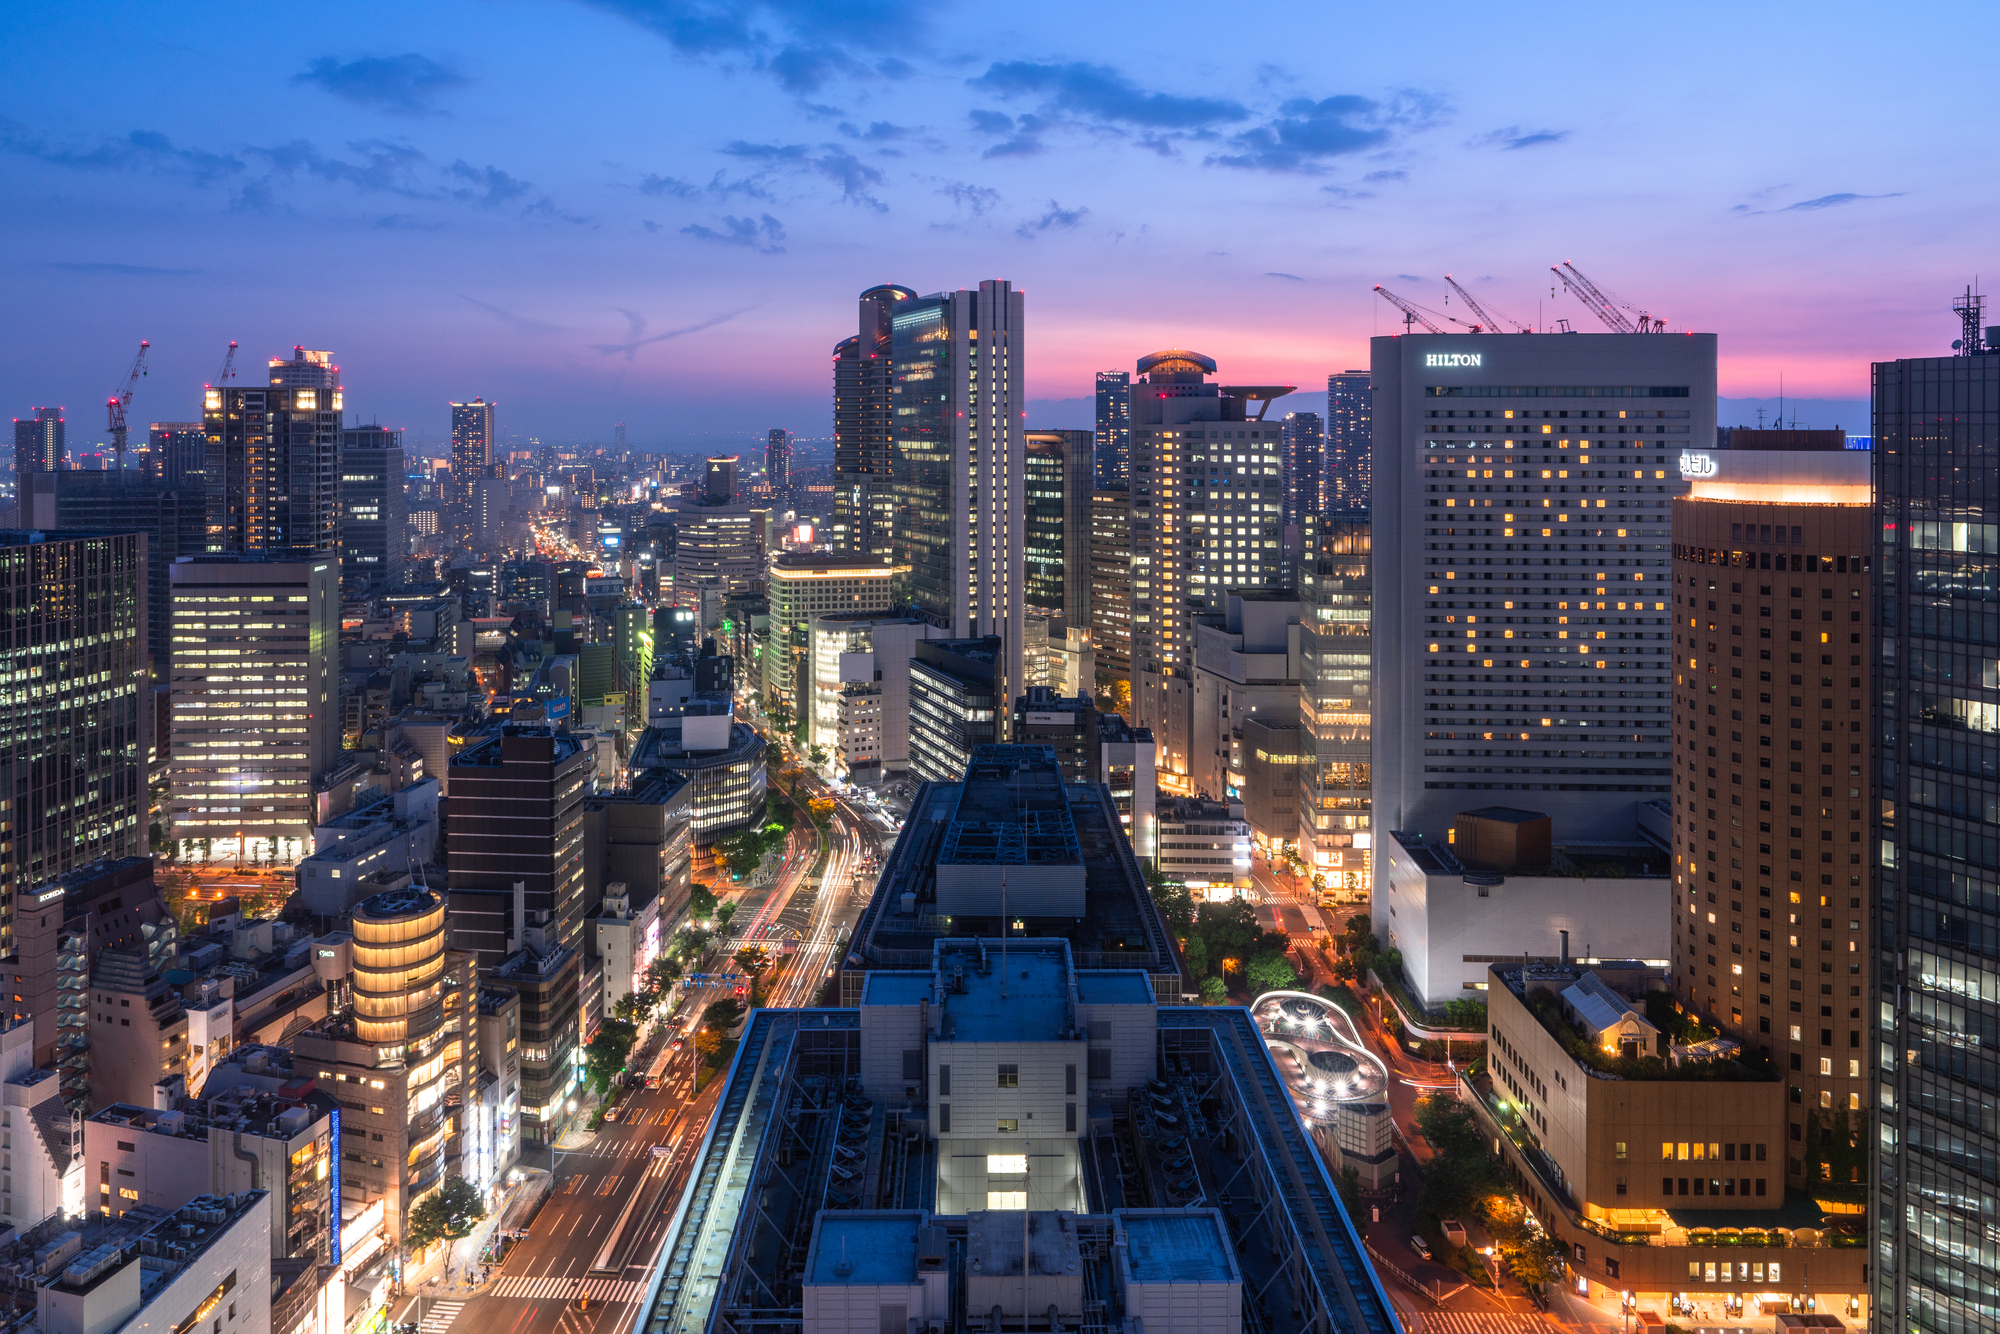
[931,1039,1083,1143]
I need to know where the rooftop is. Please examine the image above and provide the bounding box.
[938,746,1082,869]
[932,940,1073,1044]
[1116,1209,1240,1284]
[1389,829,1668,879]
[803,1214,923,1286]
[1074,972,1155,1006]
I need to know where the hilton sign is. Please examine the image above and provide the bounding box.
[1425,353,1482,368]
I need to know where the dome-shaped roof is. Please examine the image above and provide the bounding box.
[1136,348,1217,379]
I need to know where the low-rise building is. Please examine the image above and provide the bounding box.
[33,1192,275,1334]
[0,1018,82,1224]
[1155,796,1252,894]
[1096,713,1155,861]
[489,940,581,1145]
[295,780,440,917]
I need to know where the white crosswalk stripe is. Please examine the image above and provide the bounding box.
[489,1276,641,1304]
[417,1301,464,1334]
[1395,1314,1565,1334]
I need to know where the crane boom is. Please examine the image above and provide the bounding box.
[1373,284,1445,335]
[214,340,238,387]
[1552,264,1632,333]
[106,339,151,472]
[1443,274,1524,333]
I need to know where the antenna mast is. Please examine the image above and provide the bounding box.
[1953,284,1985,356]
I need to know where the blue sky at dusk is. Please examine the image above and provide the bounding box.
[2,0,1987,450]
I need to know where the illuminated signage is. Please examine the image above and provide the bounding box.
[1425,353,1482,368]
[1679,451,1718,478]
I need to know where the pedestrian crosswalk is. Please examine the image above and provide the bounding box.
[490,1276,643,1304]
[1397,1313,1563,1334]
[417,1301,464,1334]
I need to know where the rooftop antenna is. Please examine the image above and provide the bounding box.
[1953,281,1985,356]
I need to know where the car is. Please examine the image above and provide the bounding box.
[1409,1235,1432,1261]
[602,1106,619,1122]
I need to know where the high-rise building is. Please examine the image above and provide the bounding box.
[203,347,342,555]
[1298,512,1373,901]
[705,454,739,504]
[445,726,592,959]
[614,421,627,451]
[13,407,64,477]
[1667,441,1873,1195]
[338,424,407,592]
[832,284,914,558]
[0,531,146,948]
[1280,410,1326,531]
[765,428,792,489]
[450,397,496,544]
[1326,370,1372,511]
[1023,429,1093,626]
[907,637,1001,783]
[1088,489,1132,701]
[1094,370,1130,488]
[763,553,895,727]
[168,553,340,860]
[891,280,1026,729]
[1127,349,1292,782]
[1370,332,1708,845]
[1872,332,2000,1331]
[148,421,204,488]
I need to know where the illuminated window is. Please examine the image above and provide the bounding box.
[987,1154,1027,1174]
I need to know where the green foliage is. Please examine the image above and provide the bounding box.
[1316,982,1364,1016]
[1244,950,1298,996]
[1481,1196,1565,1287]
[1198,977,1228,1004]
[1440,998,1489,1031]
[701,998,746,1031]
[1413,1096,1504,1224]
[1148,873,1194,937]
[405,1176,486,1253]
[1337,1164,1364,1220]
[715,901,736,931]
[1521,987,1768,1081]
[688,885,718,921]
[584,1018,638,1095]
[1181,935,1210,978]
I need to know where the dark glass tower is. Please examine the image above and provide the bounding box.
[13,407,65,477]
[339,424,407,592]
[764,428,791,489]
[1326,369,1372,510]
[449,396,496,545]
[832,284,913,558]
[1095,370,1130,488]
[1023,429,1093,624]
[1872,340,2000,1332]
[1280,409,1325,529]
[204,348,341,555]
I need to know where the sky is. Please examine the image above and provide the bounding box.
[2,0,1990,450]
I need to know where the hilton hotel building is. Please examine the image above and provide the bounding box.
[1371,333,1712,850]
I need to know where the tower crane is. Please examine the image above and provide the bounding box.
[1552,262,1665,333]
[1373,285,1446,334]
[105,339,150,473]
[1443,275,1528,333]
[213,340,238,388]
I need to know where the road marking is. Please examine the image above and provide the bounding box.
[595,1177,619,1195]
[418,1301,465,1333]
[491,1277,642,1304]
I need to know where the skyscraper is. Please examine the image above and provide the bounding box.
[13,407,65,477]
[1326,369,1372,510]
[1298,511,1372,899]
[704,454,739,504]
[1023,428,1094,625]
[1127,349,1291,780]
[1281,409,1325,529]
[1089,489,1132,701]
[339,424,407,592]
[1872,331,2000,1330]
[148,421,204,488]
[1369,331,1707,846]
[168,554,340,861]
[764,428,792,489]
[1668,442,1873,1183]
[0,530,146,948]
[891,279,1026,728]
[1095,370,1131,488]
[832,283,914,557]
[202,347,342,555]
[450,397,497,544]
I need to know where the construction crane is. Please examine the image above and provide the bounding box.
[1443,274,1528,333]
[213,340,238,388]
[1552,261,1665,333]
[1373,285,1447,334]
[105,339,150,472]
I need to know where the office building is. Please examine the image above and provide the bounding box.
[1280,410,1325,531]
[907,638,1000,784]
[489,936,582,1144]
[445,727,591,959]
[1189,592,1300,808]
[338,425,407,592]
[13,406,65,478]
[1325,370,1371,511]
[1089,489,1132,697]
[807,612,952,777]
[31,1191,275,1334]
[1376,808,1671,1009]
[634,927,1398,1334]
[1011,687,1102,782]
[1463,961,1865,1318]
[450,397,497,544]
[764,553,895,723]
[1370,332,1709,851]
[705,454,739,504]
[1872,329,2000,1332]
[1128,350,1293,781]
[1298,513,1373,899]
[169,554,340,860]
[1097,712,1156,859]
[766,428,792,489]
[671,494,768,608]
[1094,369,1131,488]
[1155,795,1254,893]
[583,769,692,930]
[203,347,341,555]
[0,533,146,937]
[148,421,204,488]
[1666,443,1873,1194]
[891,280,1026,731]
[1023,429,1094,626]
[0,1018,79,1222]
[629,652,767,847]
[832,284,914,558]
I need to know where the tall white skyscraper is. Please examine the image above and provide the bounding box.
[890,279,1025,729]
[1370,332,1711,846]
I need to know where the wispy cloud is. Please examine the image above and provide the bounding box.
[719,140,887,209]
[0,119,244,184]
[589,307,748,358]
[681,213,787,252]
[49,261,201,276]
[457,294,563,335]
[1474,125,1568,151]
[1733,191,1904,216]
[1265,271,1305,280]
[573,0,928,92]
[293,54,469,115]
[971,61,1249,130]
[1016,200,1087,239]
[1211,91,1445,172]
[938,181,999,215]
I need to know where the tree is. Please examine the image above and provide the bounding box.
[733,945,771,1000]
[1244,951,1299,996]
[808,745,829,767]
[688,885,718,921]
[1337,1165,1364,1220]
[584,1018,638,1095]
[612,992,646,1025]
[1181,935,1211,978]
[405,1176,486,1253]
[702,998,746,1031]
[694,1027,724,1063]
[715,901,737,931]
[1199,977,1228,1004]
[1149,876,1195,936]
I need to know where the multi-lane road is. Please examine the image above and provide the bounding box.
[398,767,888,1334]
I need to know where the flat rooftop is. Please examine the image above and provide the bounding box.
[860,972,933,1007]
[939,746,1081,868]
[1116,1209,1239,1283]
[804,1214,922,1286]
[1075,972,1155,1006]
[934,940,1070,1044]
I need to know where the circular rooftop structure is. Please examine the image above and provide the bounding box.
[1251,990,1391,1120]
[353,886,441,921]
[1136,349,1217,380]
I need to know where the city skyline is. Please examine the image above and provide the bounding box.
[2,0,1982,440]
